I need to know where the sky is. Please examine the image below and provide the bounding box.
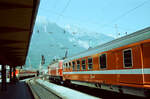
[25,0,150,69]
[37,0,150,38]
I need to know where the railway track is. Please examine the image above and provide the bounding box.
[27,79,62,99]
[26,76,147,99]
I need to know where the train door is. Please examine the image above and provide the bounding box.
[119,46,144,84]
[114,50,122,83]
[142,42,150,84]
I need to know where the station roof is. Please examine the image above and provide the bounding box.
[0,0,40,66]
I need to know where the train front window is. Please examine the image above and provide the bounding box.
[77,60,80,70]
[123,49,132,68]
[72,61,75,71]
[99,54,107,69]
[88,58,93,70]
[82,59,86,70]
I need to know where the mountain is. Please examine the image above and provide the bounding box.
[25,19,114,69]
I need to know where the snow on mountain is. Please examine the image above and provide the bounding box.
[64,24,114,48]
[25,17,114,69]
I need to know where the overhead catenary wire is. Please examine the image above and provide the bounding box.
[52,0,61,9]
[56,0,71,22]
[39,7,136,33]
[38,0,149,36]
[109,0,150,24]
[39,7,137,34]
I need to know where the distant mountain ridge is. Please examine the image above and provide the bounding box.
[25,19,114,69]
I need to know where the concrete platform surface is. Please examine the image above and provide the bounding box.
[0,81,33,99]
[36,79,100,99]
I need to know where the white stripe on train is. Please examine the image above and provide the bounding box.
[63,68,150,74]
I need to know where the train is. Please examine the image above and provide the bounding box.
[12,69,37,80]
[48,60,63,83]
[47,27,150,97]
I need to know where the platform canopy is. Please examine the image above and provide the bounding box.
[0,0,40,66]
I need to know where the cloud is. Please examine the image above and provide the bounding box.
[36,16,48,24]
[68,36,89,49]
[68,37,76,42]
[65,24,71,30]
[77,40,89,49]
[105,33,117,38]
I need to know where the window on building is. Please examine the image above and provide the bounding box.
[88,58,93,70]
[77,60,80,70]
[99,54,107,69]
[123,49,132,67]
[82,59,86,70]
[72,61,75,71]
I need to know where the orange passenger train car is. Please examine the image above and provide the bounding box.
[62,27,150,97]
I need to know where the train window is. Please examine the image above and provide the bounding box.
[123,49,132,68]
[69,62,71,68]
[77,60,80,70]
[66,63,68,68]
[72,61,75,71]
[88,58,93,70]
[99,54,107,69]
[82,59,86,70]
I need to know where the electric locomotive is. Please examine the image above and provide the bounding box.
[47,60,63,83]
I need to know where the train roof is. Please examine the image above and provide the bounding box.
[49,60,63,66]
[64,26,150,62]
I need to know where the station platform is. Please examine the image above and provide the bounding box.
[33,79,99,99]
[0,78,100,99]
[0,81,33,99]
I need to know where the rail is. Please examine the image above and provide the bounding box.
[27,79,61,99]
